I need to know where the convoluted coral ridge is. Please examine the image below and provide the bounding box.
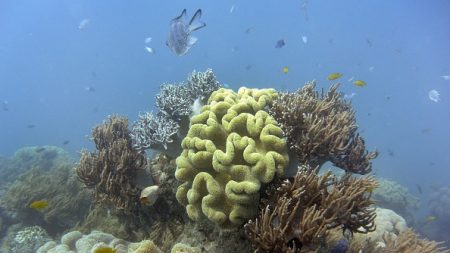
[176,87,289,228]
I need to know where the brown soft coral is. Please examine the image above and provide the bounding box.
[381,229,450,253]
[244,167,377,253]
[76,115,147,214]
[269,82,378,174]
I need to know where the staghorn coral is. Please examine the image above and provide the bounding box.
[269,82,378,174]
[156,83,193,119]
[244,167,377,253]
[131,111,179,151]
[175,87,289,228]
[131,69,221,152]
[76,115,148,215]
[0,162,91,235]
[186,68,221,101]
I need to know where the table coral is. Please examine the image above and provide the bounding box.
[175,87,289,228]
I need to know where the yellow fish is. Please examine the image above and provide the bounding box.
[353,80,366,87]
[29,200,49,210]
[93,247,117,253]
[327,72,343,80]
[425,215,437,222]
[282,66,289,74]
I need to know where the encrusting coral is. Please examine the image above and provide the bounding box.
[76,115,147,215]
[175,87,289,228]
[244,167,377,253]
[269,82,378,174]
[131,69,221,153]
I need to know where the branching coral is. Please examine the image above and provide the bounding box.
[131,69,221,152]
[269,82,378,174]
[186,69,221,101]
[244,167,377,252]
[76,115,147,214]
[131,112,179,151]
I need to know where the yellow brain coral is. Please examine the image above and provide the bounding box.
[175,87,289,227]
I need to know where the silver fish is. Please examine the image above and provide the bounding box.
[166,9,206,56]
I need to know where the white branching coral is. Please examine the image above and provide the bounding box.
[131,112,179,151]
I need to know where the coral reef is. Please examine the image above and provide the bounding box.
[76,115,148,215]
[75,154,185,251]
[372,177,419,222]
[0,161,91,235]
[175,87,289,228]
[325,208,449,253]
[131,69,221,152]
[245,167,377,252]
[37,230,163,253]
[421,186,450,246]
[0,146,73,189]
[269,82,377,174]
[4,226,50,253]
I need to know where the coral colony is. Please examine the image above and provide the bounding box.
[1,69,448,253]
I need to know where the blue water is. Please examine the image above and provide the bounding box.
[1,0,449,235]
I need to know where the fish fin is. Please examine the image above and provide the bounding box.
[189,9,206,32]
[173,9,187,21]
[188,36,198,46]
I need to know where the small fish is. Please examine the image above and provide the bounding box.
[144,37,152,44]
[29,200,49,210]
[347,76,354,82]
[416,184,423,194]
[229,4,235,13]
[35,147,46,153]
[140,185,160,206]
[27,124,36,129]
[420,128,431,134]
[353,80,366,87]
[78,18,90,31]
[428,89,440,102]
[2,100,9,111]
[85,86,95,92]
[368,66,375,72]
[244,27,254,34]
[327,73,343,80]
[191,98,202,116]
[245,65,252,71]
[145,46,155,54]
[366,38,373,47]
[425,215,437,222]
[166,9,206,56]
[93,247,117,253]
[275,39,285,48]
[385,95,391,100]
[282,66,289,74]
[387,149,394,157]
[441,75,450,80]
[301,35,308,44]
[366,186,376,193]
[62,140,70,145]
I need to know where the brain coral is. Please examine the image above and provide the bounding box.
[175,87,289,227]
